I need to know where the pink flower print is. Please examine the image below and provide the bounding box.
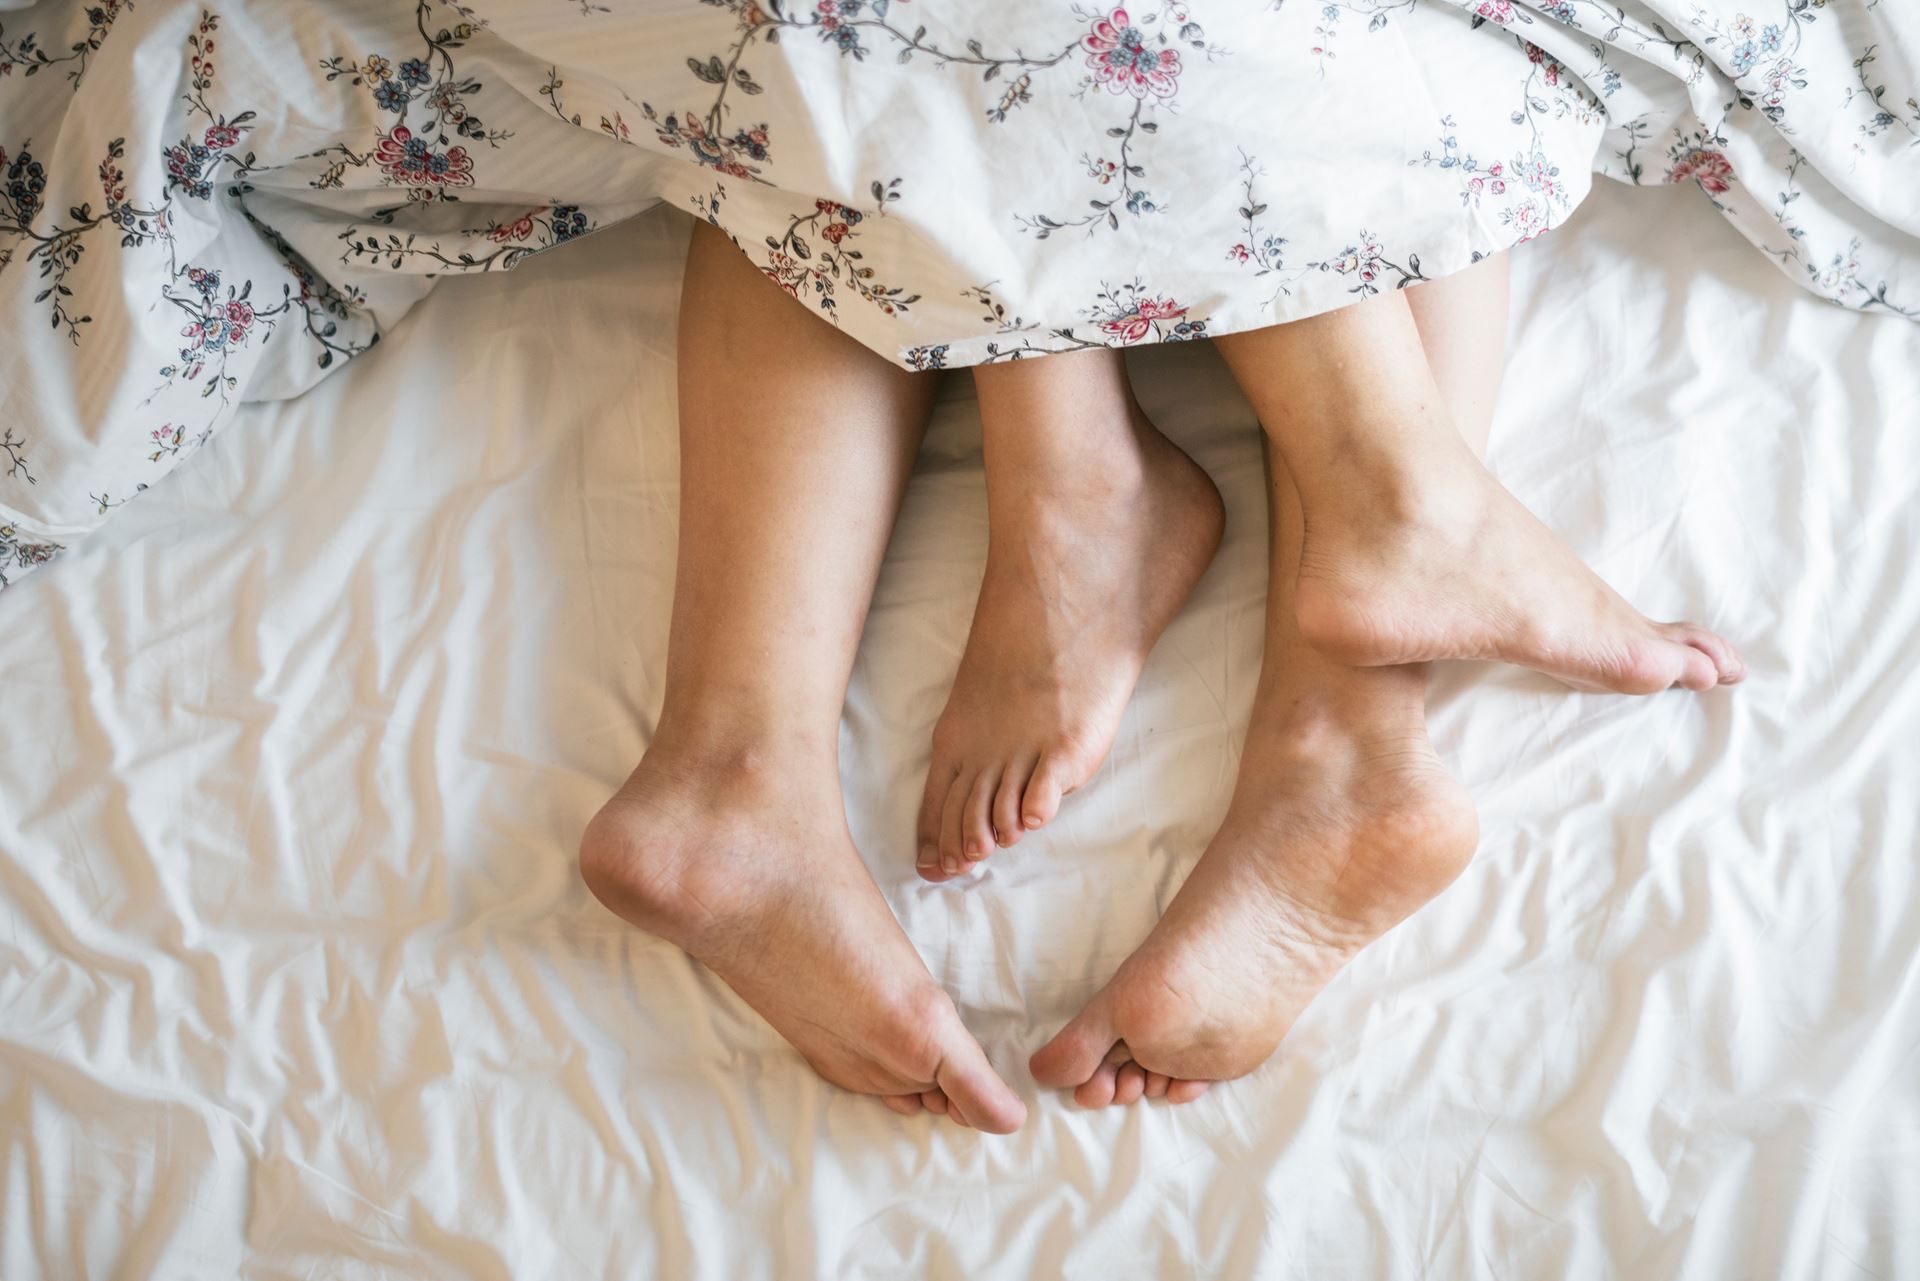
[1084,8,1182,100]
[1523,42,1561,85]
[763,250,806,298]
[488,210,538,242]
[1668,148,1734,195]
[1101,295,1186,343]
[1473,0,1514,24]
[372,125,474,189]
[203,124,241,149]
[1503,200,1549,242]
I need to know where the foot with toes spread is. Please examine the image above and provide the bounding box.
[581,231,1742,1129]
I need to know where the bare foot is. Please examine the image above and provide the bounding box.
[1029,701,1478,1106]
[1292,438,1744,695]
[581,747,1027,1132]
[916,407,1223,880]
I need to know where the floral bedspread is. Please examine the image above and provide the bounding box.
[1,0,1914,587]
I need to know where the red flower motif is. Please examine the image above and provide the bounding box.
[488,211,539,242]
[1669,148,1735,195]
[224,300,254,333]
[1084,8,1181,100]
[1100,295,1186,344]
[822,221,850,245]
[1473,0,1514,24]
[371,125,475,189]
[204,124,241,149]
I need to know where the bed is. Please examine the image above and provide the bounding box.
[3,177,1917,1278]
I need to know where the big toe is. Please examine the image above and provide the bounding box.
[1030,999,1118,1090]
[933,1027,1027,1134]
[915,755,962,883]
[1671,639,1720,692]
[1673,624,1745,685]
[908,990,1026,1133]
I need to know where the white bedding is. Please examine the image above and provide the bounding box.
[3,179,1918,1278]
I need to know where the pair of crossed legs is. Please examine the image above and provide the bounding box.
[579,222,1742,1131]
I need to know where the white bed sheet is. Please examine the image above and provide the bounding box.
[3,180,1918,1279]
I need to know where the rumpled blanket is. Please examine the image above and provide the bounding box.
[1,0,1915,588]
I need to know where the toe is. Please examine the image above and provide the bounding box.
[1067,1052,1136,1113]
[1021,750,1073,831]
[1144,1071,1170,1100]
[1114,1062,1147,1105]
[883,1094,922,1117]
[962,769,999,864]
[1677,625,1745,684]
[993,757,1035,848]
[921,1090,949,1115]
[1673,642,1719,692]
[936,771,970,878]
[1030,999,1118,1089]
[929,1015,1028,1135]
[1167,1079,1212,1104]
[916,754,959,879]
[1074,1062,1121,1109]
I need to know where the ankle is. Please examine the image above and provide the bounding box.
[644,717,840,798]
[985,430,1152,519]
[1282,415,1481,530]
[1242,681,1430,769]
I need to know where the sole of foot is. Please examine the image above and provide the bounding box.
[1030,714,1478,1106]
[1291,447,1744,695]
[917,415,1224,881]
[582,749,1027,1132]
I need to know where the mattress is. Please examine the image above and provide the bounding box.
[2,178,1917,1278]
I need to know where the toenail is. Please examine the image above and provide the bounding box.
[941,855,959,875]
[918,844,938,867]
[1023,816,1041,830]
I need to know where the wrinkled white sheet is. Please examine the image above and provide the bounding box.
[3,179,1918,1278]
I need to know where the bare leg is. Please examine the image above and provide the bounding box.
[1025,255,1501,1106]
[579,222,1026,1133]
[1211,285,1743,694]
[916,349,1223,880]
[1029,418,1480,1102]
[1406,253,1509,459]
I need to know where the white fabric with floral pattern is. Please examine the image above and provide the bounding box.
[1,0,1916,589]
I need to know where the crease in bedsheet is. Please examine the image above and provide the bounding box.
[3,186,1920,1277]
